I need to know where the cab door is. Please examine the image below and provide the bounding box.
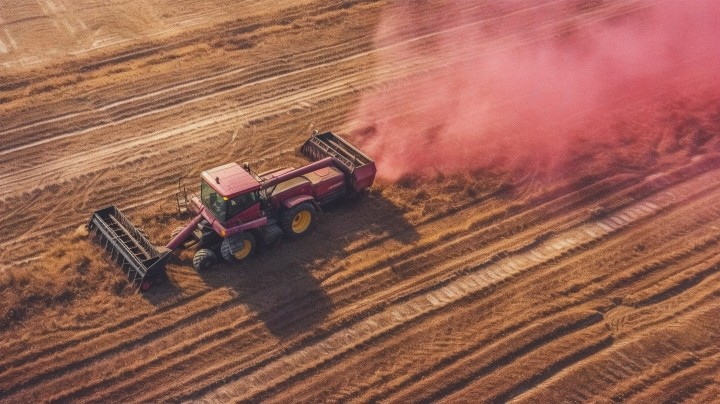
[226,191,261,224]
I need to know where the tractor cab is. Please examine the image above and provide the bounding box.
[199,163,263,224]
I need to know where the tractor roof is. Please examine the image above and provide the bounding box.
[202,163,261,197]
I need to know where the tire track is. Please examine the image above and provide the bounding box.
[122,178,665,402]
[604,353,706,403]
[0,0,645,202]
[0,37,544,259]
[0,178,506,392]
[266,170,720,403]
[0,152,716,370]
[506,246,720,402]
[11,163,648,400]
[187,174,702,402]
[297,310,610,404]
[0,173,499,384]
[514,303,720,403]
[678,369,720,404]
[624,257,720,308]
[2,158,716,400]
[320,207,720,403]
[323,157,720,310]
[0,46,400,199]
[0,182,516,400]
[447,328,614,404]
[0,287,232,382]
[8,126,716,400]
[1,1,712,399]
[0,9,470,158]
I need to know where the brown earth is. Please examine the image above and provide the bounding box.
[1,0,720,402]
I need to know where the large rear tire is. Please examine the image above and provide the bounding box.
[193,248,218,271]
[280,202,316,239]
[221,232,256,263]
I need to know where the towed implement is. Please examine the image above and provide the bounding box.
[88,131,376,291]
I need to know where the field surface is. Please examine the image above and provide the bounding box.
[1,1,720,403]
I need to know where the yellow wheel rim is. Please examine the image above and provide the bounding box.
[291,210,312,234]
[233,239,252,260]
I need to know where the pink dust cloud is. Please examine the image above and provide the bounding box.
[349,1,720,181]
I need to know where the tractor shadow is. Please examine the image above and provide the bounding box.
[191,190,419,339]
[141,279,184,306]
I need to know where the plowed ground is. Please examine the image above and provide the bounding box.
[1,1,720,403]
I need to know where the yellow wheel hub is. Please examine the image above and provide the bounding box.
[292,210,312,233]
[233,239,252,260]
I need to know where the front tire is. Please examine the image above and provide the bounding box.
[193,248,218,271]
[280,202,316,239]
[221,232,256,263]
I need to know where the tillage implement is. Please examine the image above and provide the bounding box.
[88,132,376,291]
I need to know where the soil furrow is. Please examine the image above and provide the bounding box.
[187,176,703,402]
[4,159,718,401]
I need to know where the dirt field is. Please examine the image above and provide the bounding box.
[1,0,720,402]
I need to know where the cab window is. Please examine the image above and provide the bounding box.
[227,192,259,219]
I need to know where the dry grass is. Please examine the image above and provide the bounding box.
[0,229,130,331]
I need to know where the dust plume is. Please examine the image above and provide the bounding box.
[350,1,720,181]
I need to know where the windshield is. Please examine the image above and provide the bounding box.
[201,181,227,221]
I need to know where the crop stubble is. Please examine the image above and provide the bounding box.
[1,0,719,402]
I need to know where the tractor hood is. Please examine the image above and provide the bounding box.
[201,163,261,197]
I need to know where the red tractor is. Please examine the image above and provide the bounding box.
[88,132,376,291]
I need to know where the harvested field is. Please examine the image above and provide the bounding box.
[1,0,720,402]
